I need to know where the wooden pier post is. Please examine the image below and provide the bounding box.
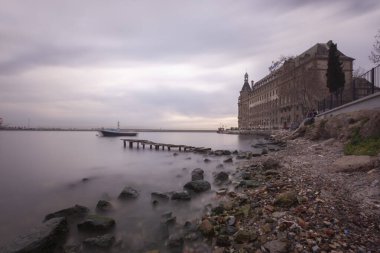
[129,141,133,148]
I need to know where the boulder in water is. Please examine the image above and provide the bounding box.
[77,215,115,233]
[118,186,139,200]
[96,200,113,212]
[171,191,191,201]
[191,168,204,181]
[184,180,211,193]
[44,204,89,222]
[1,217,68,253]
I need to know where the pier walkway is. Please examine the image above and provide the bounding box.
[121,138,211,153]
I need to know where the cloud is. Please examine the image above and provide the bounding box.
[0,0,379,128]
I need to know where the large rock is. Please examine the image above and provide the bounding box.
[263,239,288,253]
[118,186,139,199]
[77,215,115,233]
[1,217,68,253]
[44,204,89,221]
[191,168,204,181]
[171,191,191,201]
[83,234,115,249]
[332,155,375,172]
[184,180,211,193]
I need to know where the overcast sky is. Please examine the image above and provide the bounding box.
[0,0,379,129]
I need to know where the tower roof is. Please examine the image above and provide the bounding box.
[240,72,251,93]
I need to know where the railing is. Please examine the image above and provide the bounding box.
[318,64,380,113]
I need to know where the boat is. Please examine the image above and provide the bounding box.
[217,127,225,133]
[99,122,138,137]
[99,129,138,137]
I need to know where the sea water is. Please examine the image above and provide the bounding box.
[0,131,265,251]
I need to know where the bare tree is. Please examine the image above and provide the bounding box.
[353,66,366,77]
[269,55,294,72]
[369,29,380,64]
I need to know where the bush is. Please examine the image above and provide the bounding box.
[344,129,380,156]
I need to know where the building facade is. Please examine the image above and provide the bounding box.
[238,41,354,129]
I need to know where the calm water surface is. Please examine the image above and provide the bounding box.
[0,131,263,251]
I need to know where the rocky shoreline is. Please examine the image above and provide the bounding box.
[194,134,379,253]
[2,112,380,253]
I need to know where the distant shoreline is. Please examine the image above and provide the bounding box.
[0,128,216,133]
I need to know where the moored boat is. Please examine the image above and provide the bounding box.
[99,121,138,137]
[99,129,138,137]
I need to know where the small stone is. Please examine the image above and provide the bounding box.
[191,168,204,181]
[96,200,113,212]
[199,219,214,236]
[235,230,251,243]
[227,216,236,226]
[272,211,286,218]
[83,234,115,249]
[223,157,233,163]
[262,158,280,170]
[166,233,183,248]
[151,192,170,201]
[226,225,238,235]
[238,180,261,188]
[262,223,272,234]
[216,235,231,247]
[145,250,160,253]
[274,191,298,208]
[214,171,229,183]
[216,164,224,169]
[312,245,320,253]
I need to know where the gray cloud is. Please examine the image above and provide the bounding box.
[0,0,379,128]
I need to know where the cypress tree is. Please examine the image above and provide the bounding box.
[326,41,345,100]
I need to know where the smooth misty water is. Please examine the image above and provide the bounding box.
[0,131,264,251]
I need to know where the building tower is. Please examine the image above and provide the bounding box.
[238,73,252,129]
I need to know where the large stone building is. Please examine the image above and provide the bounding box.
[238,41,354,129]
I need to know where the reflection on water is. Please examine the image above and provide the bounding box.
[0,131,264,251]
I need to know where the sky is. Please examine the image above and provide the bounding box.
[0,0,379,129]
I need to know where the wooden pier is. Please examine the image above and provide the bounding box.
[121,139,211,153]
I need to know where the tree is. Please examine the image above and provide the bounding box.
[369,29,380,64]
[326,41,345,100]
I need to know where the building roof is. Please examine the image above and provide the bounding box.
[295,40,354,65]
[252,40,354,89]
[240,72,252,93]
